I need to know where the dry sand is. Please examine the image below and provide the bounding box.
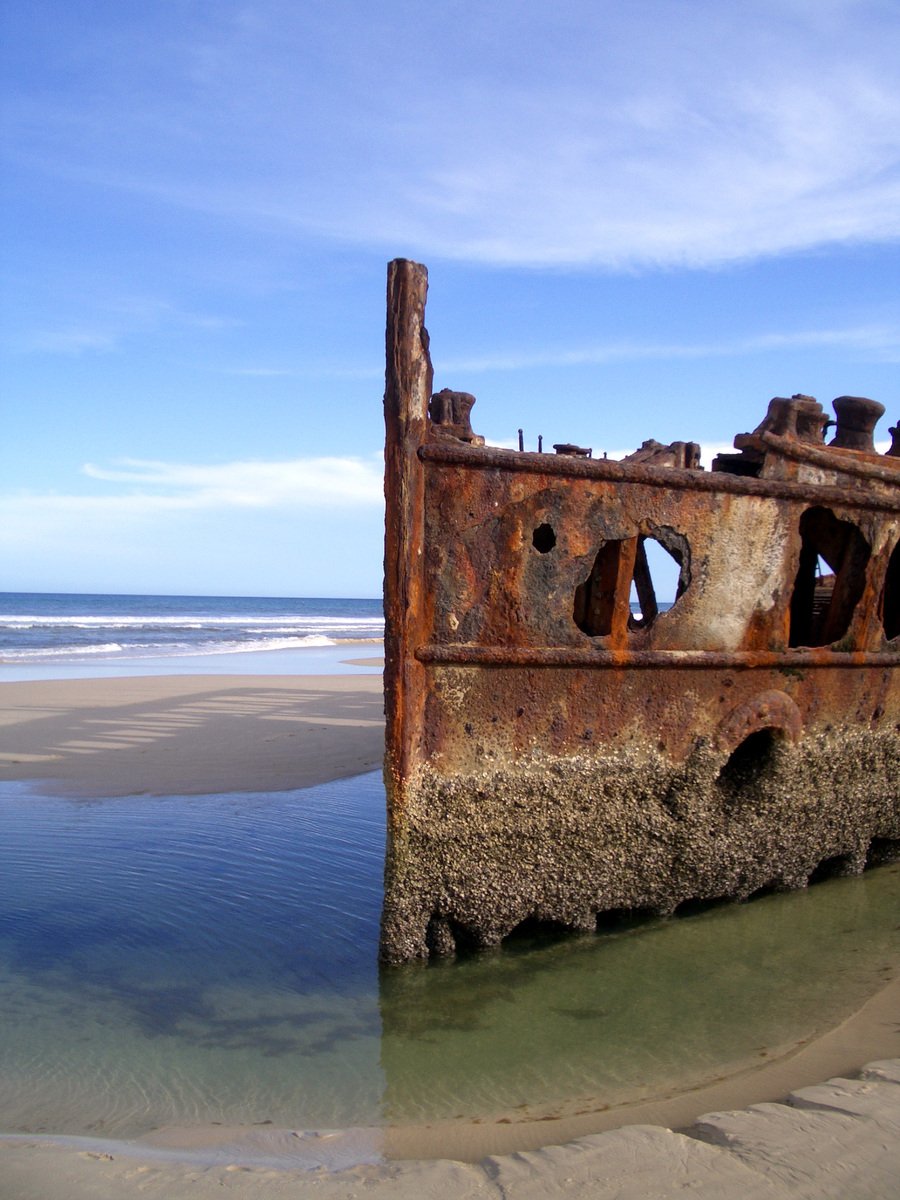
[0,671,897,1197]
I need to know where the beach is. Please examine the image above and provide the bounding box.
[0,673,385,797]
[0,665,898,1198]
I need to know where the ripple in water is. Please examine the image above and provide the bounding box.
[0,773,897,1138]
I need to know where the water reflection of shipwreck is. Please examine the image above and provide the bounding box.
[381,258,900,965]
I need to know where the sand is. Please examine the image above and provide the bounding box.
[2,1057,898,1197]
[0,674,385,796]
[0,671,898,1197]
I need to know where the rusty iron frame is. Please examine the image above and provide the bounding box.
[381,258,900,965]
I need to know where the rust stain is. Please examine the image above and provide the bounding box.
[380,259,900,964]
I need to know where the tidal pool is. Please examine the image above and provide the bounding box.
[0,771,897,1139]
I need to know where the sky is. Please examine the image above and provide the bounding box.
[1,0,898,598]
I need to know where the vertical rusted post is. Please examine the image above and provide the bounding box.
[381,259,433,962]
[383,259,432,824]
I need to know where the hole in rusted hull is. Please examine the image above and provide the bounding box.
[630,534,690,629]
[880,541,900,640]
[595,907,661,934]
[573,530,691,636]
[789,506,870,647]
[746,881,788,901]
[532,523,557,553]
[503,916,580,948]
[674,896,733,918]
[809,854,858,884]
[717,727,783,796]
[866,838,900,867]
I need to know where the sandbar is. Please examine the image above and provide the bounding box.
[0,674,384,797]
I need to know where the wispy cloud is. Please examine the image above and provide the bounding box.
[0,453,385,563]
[0,454,387,593]
[216,322,900,383]
[220,363,383,380]
[16,297,240,356]
[26,328,122,354]
[444,323,900,373]
[80,455,384,508]
[5,2,899,270]
[223,366,297,378]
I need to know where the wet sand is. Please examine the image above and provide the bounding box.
[0,671,898,1196]
[0,674,385,796]
[2,1054,898,1197]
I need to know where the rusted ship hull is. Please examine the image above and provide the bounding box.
[381,258,900,964]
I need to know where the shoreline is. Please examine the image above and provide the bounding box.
[2,971,897,1168]
[2,1058,898,1198]
[1,668,898,1195]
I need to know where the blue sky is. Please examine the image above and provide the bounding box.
[2,0,898,597]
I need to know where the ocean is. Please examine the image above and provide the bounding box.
[0,592,384,679]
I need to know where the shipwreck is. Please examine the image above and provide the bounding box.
[380,258,900,965]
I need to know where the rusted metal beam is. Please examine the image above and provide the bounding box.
[415,645,900,669]
[419,440,900,511]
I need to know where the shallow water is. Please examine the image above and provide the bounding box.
[0,772,897,1138]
